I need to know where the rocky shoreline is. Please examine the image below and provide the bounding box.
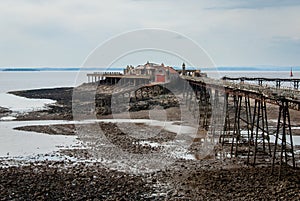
[1,160,299,200]
[9,87,73,120]
[1,84,300,200]
[8,83,181,121]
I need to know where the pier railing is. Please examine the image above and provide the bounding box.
[222,76,300,90]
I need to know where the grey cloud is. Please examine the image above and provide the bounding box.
[206,0,300,10]
[0,0,300,67]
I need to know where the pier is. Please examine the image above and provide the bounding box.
[222,76,300,90]
[87,70,300,176]
[183,76,299,176]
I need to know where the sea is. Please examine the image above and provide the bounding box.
[0,68,299,162]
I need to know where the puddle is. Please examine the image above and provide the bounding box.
[0,119,198,162]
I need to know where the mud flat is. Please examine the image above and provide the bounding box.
[0,160,299,200]
[1,83,300,200]
[9,87,73,120]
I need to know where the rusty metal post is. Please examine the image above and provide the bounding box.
[220,93,230,145]
[272,98,296,176]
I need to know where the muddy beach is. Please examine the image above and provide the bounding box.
[1,159,299,200]
[1,83,300,200]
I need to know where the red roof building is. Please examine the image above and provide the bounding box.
[124,61,179,83]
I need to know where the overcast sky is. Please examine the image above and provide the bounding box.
[0,0,300,67]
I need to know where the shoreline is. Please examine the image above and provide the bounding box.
[1,158,299,200]
[1,85,300,200]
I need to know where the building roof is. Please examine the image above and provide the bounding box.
[145,61,160,67]
[167,66,178,74]
[127,62,178,74]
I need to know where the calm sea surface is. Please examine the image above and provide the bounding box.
[0,71,89,93]
[0,71,90,111]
